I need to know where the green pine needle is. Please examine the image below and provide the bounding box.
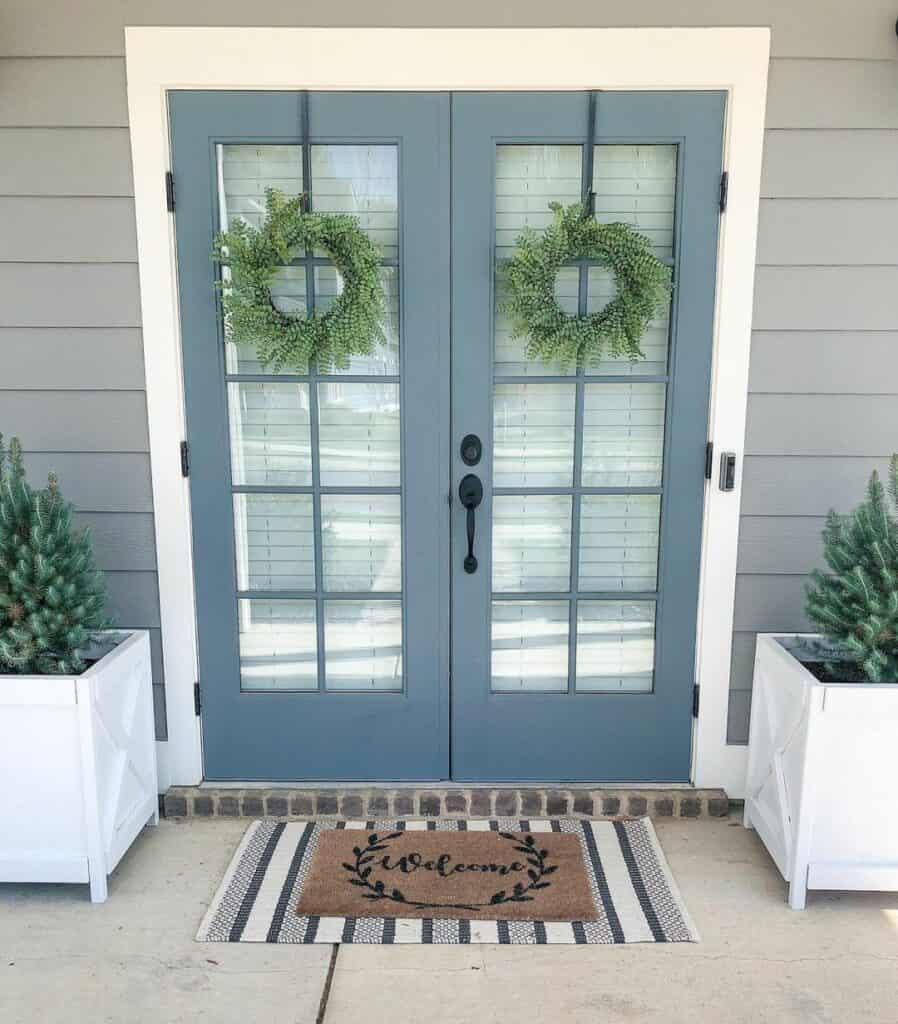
[806,463,898,683]
[0,434,109,675]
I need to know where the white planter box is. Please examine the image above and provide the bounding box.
[744,633,898,909]
[0,631,158,902]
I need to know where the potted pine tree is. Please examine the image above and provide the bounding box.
[0,437,157,901]
[744,457,898,909]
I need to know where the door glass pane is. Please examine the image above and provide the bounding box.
[494,145,581,376]
[219,144,304,229]
[495,269,579,378]
[579,495,660,592]
[224,265,309,374]
[317,382,401,486]
[324,601,402,690]
[493,383,576,487]
[576,601,655,692]
[492,601,569,692]
[321,494,402,592]
[592,144,677,260]
[234,494,315,591]
[315,266,399,375]
[228,382,312,486]
[492,495,571,593]
[311,145,399,258]
[238,598,317,691]
[495,144,582,257]
[218,144,307,375]
[581,383,666,487]
[586,267,670,376]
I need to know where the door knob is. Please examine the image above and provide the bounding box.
[458,474,484,574]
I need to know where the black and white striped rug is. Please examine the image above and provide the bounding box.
[196,818,698,944]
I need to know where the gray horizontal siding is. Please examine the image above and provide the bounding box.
[727,632,759,740]
[3,1,898,58]
[767,59,898,129]
[735,575,811,633]
[756,199,898,265]
[104,571,161,628]
[745,394,898,455]
[22,452,153,512]
[0,198,138,261]
[113,573,168,737]
[0,329,145,389]
[0,58,128,127]
[749,332,898,394]
[761,130,898,198]
[1,391,148,451]
[0,128,133,196]
[727,689,752,746]
[741,456,896,516]
[149,629,167,739]
[753,266,898,331]
[729,633,758,693]
[737,516,826,575]
[0,264,141,326]
[73,512,158,571]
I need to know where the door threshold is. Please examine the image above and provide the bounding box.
[164,784,729,820]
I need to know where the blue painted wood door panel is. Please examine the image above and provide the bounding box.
[450,92,725,781]
[170,92,450,780]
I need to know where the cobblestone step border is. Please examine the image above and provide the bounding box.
[162,787,729,820]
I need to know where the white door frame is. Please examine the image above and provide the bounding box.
[125,26,770,795]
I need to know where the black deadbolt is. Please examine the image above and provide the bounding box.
[460,433,482,466]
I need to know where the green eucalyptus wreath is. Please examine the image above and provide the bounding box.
[502,201,673,369]
[212,188,385,372]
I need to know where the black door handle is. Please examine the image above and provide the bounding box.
[458,474,483,574]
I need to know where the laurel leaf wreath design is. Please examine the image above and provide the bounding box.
[341,831,558,912]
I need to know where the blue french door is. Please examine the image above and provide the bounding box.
[451,93,725,781]
[170,90,723,781]
[170,92,450,779]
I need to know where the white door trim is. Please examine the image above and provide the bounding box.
[125,26,770,793]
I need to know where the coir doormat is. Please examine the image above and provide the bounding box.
[197,818,698,944]
[297,827,596,921]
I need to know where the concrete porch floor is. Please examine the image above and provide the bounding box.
[3,817,898,1023]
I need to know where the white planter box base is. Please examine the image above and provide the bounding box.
[744,634,898,910]
[0,631,158,902]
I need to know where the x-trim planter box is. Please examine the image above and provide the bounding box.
[744,634,898,910]
[0,631,158,902]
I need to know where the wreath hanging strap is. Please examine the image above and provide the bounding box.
[212,187,386,372]
[501,201,673,370]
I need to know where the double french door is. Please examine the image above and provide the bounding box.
[169,89,724,782]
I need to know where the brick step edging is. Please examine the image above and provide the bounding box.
[163,786,729,820]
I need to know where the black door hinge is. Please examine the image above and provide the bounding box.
[180,440,190,477]
[194,681,202,716]
[165,171,176,212]
[704,441,714,480]
[693,684,700,718]
[718,171,728,213]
